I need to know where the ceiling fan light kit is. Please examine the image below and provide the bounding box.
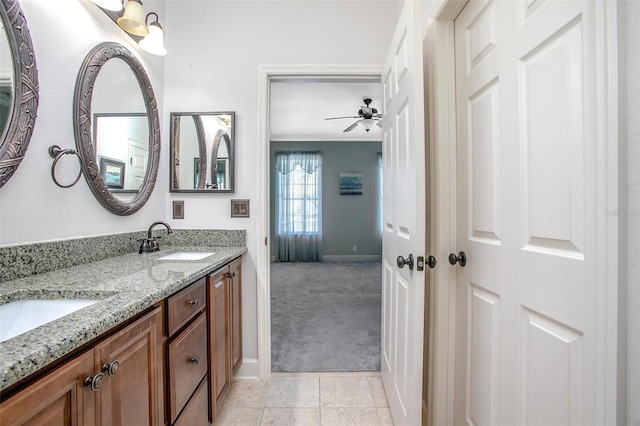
[325,98,382,133]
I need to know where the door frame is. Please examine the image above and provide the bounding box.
[423,2,466,424]
[423,0,621,424]
[256,65,385,379]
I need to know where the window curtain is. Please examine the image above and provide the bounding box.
[275,151,323,262]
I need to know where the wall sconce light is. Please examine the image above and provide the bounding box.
[91,0,123,12]
[117,0,148,36]
[139,13,167,56]
[91,0,167,56]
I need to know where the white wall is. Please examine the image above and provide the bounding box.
[163,1,398,375]
[0,0,166,245]
[621,1,639,423]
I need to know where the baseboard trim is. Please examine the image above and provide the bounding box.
[235,358,259,379]
[322,255,382,262]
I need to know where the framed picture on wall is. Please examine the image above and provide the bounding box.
[339,172,363,195]
[99,157,125,189]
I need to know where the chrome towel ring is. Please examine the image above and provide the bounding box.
[48,145,82,188]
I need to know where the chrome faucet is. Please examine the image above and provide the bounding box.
[139,221,173,254]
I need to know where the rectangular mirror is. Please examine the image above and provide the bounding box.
[169,112,235,193]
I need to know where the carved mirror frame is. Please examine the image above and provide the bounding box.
[0,0,38,188]
[74,42,160,215]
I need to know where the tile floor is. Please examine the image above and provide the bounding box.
[213,373,394,425]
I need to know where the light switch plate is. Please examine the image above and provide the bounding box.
[231,199,250,218]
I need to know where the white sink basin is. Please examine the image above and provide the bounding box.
[0,299,100,343]
[157,252,215,261]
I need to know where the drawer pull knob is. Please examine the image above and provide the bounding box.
[102,360,119,376]
[189,356,200,365]
[85,373,105,391]
[189,299,199,307]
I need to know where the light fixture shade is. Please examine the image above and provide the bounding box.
[91,0,123,12]
[139,22,167,56]
[359,119,377,132]
[117,0,149,36]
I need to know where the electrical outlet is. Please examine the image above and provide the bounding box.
[172,201,184,219]
[352,245,357,252]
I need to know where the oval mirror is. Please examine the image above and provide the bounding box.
[0,0,38,188]
[74,42,160,215]
[170,112,235,193]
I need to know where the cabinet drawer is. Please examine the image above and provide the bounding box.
[168,312,207,423]
[173,378,208,426]
[167,277,206,336]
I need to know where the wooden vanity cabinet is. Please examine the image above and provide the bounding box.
[0,256,243,426]
[94,306,163,426]
[0,306,162,426]
[229,257,243,374]
[165,277,208,425]
[172,379,208,426]
[208,266,231,420]
[207,256,243,421]
[0,350,96,425]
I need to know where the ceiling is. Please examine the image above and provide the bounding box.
[269,80,383,142]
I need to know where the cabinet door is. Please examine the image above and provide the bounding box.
[94,306,162,426]
[208,267,230,420]
[0,350,96,426]
[229,257,243,374]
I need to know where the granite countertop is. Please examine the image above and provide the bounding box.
[0,245,247,392]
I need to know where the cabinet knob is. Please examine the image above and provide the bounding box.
[189,355,200,365]
[189,299,199,307]
[85,373,105,391]
[102,360,119,377]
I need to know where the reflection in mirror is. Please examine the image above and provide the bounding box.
[92,58,149,201]
[0,21,14,137]
[170,112,234,193]
[93,114,149,194]
[74,42,160,215]
[0,0,38,189]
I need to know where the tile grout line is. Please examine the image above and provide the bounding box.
[318,376,322,426]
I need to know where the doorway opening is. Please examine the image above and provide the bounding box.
[269,78,383,372]
[258,67,382,377]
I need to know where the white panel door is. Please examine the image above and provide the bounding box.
[381,2,426,425]
[454,0,607,424]
[127,139,148,190]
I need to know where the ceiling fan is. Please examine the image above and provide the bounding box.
[324,98,382,132]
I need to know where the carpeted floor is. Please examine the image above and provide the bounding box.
[270,261,382,372]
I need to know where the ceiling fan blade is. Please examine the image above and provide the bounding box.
[343,121,360,132]
[325,116,360,120]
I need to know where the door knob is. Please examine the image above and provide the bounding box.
[397,254,414,270]
[448,251,467,267]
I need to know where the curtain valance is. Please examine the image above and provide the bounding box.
[275,150,323,174]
